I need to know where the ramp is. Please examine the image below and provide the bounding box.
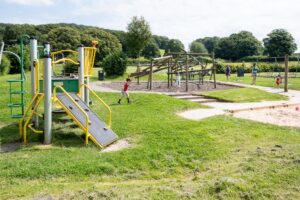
[56,93,118,147]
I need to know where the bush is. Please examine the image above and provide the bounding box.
[0,55,11,75]
[102,52,127,76]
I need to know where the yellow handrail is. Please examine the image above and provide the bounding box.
[51,50,78,57]
[79,84,112,128]
[23,94,44,144]
[52,58,79,65]
[28,123,43,134]
[34,60,39,93]
[53,85,90,145]
[19,93,40,139]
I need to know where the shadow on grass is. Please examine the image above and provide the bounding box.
[0,115,95,151]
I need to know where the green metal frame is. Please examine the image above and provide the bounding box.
[7,34,30,118]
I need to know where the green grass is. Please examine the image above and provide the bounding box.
[0,73,300,199]
[201,88,288,102]
[216,73,300,90]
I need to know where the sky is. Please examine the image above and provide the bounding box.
[0,0,299,51]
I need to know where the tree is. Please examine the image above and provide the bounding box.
[189,41,208,53]
[195,37,220,53]
[215,31,262,60]
[47,27,81,50]
[263,29,297,57]
[153,35,170,50]
[166,39,185,52]
[142,39,160,58]
[126,16,152,58]
[81,28,122,63]
[102,52,128,76]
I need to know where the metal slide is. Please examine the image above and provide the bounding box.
[56,92,118,147]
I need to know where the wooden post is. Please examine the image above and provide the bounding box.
[167,58,170,88]
[185,53,189,92]
[149,60,153,90]
[137,53,140,85]
[212,52,216,89]
[284,55,288,92]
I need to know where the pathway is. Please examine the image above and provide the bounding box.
[178,81,300,121]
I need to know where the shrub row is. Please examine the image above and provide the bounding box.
[216,62,300,74]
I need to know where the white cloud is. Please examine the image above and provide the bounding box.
[67,0,300,50]
[5,0,56,6]
[2,0,300,50]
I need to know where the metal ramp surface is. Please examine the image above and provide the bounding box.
[56,93,118,147]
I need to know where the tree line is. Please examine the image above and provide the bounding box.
[190,29,298,61]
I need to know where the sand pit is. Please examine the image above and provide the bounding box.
[99,81,237,93]
[233,105,300,128]
[101,138,131,153]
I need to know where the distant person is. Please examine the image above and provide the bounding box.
[225,65,231,81]
[117,78,131,104]
[276,74,281,88]
[176,72,181,92]
[251,63,259,85]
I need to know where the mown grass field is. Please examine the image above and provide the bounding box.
[201,88,288,102]
[0,73,300,199]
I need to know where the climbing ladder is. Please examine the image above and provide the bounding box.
[7,79,25,118]
[6,35,30,118]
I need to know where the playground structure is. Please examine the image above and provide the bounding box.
[12,37,118,148]
[130,51,217,92]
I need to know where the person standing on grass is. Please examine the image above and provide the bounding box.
[276,74,281,88]
[251,63,259,85]
[225,65,231,81]
[118,78,131,104]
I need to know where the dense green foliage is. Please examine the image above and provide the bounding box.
[142,39,160,58]
[215,31,262,61]
[195,37,220,53]
[189,41,208,53]
[263,29,297,57]
[82,28,122,63]
[0,55,10,75]
[126,16,152,58]
[102,52,128,76]
[166,39,185,52]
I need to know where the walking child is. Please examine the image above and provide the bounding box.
[276,74,281,88]
[118,78,131,104]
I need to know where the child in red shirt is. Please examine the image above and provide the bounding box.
[276,74,281,88]
[118,78,131,104]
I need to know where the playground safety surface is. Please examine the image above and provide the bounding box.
[100,81,238,92]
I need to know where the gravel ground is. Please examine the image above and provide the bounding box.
[99,81,238,93]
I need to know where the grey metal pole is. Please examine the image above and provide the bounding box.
[185,53,189,92]
[44,51,52,144]
[284,55,289,92]
[212,52,217,89]
[30,37,38,127]
[78,44,85,100]
[0,41,4,64]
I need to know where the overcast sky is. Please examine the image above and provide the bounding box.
[1,0,299,51]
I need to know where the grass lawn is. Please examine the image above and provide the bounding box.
[201,88,288,102]
[0,73,300,199]
[216,73,300,91]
